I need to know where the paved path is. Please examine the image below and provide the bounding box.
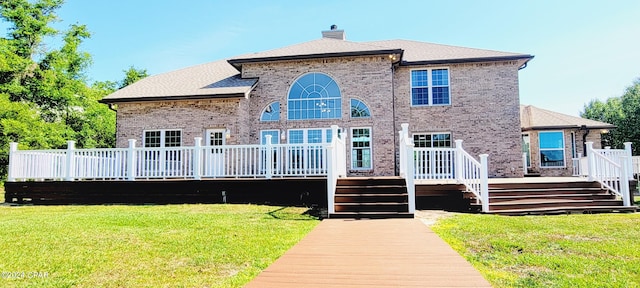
[245,219,491,287]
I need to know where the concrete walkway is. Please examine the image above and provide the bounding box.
[245,219,491,287]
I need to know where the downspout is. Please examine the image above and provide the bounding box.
[108,103,117,112]
[391,63,397,176]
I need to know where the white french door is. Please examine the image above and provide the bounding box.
[205,129,226,176]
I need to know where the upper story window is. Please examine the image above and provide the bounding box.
[260,102,280,121]
[411,68,450,106]
[350,99,371,118]
[288,72,342,120]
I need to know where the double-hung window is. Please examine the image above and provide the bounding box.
[539,131,565,167]
[144,130,181,148]
[411,68,450,106]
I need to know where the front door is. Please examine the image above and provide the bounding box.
[205,129,225,176]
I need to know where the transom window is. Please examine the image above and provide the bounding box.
[413,133,451,148]
[260,102,280,122]
[350,99,371,118]
[288,72,342,120]
[411,68,450,106]
[539,131,565,167]
[144,130,181,147]
[351,127,372,169]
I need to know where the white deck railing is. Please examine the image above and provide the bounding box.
[327,125,347,215]
[7,138,332,182]
[585,142,632,207]
[399,124,489,212]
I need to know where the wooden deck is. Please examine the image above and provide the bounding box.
[245,219,491,287]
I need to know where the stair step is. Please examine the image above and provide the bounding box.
[489,193,615,202]
[329,212,414,219]
[478,199,625,211]
[486,205,637,215]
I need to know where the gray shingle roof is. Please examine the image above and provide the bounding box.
[368,39,532,64]
[101,60,257,103]
[102,36,533,103]
[520,105,615,131]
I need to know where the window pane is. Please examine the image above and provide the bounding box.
[144,131,161,148]
[260,102,280,121]
[539,132,563,149]
[260,130,279,144]
[432,87,449,105]
[432,69,448,86]
[411,70,428,87]
[411,88,429,105]
[288,130,304,144]
[541,150,564,167]
[351,128,372,169]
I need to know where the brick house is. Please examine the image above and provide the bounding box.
[101,26,534,178]
[520,105,615,177]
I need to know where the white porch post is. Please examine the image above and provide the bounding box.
[64,140,76,181]
[455,140,463,181]
[522,152,528,175]
[265,135,273,179]
[620,156,631,206]
[193,137,202,180]
[400,123,409,177]
[480,154,490,212]
[405,139,416,213]
[7,142,18,182]
[624,142,633,180]
[127,139,136,181]
[586,142,595,181]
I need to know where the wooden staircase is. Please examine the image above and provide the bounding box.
[330,177,414,219]
[470,181,637,215]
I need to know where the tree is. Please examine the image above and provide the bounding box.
[0,0,147,180]
[581,78,640,155]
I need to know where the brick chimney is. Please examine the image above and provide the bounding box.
[321,24,346,40]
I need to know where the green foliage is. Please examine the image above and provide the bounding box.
[582,78,640,154]
[432,213,640,287]
[0,0,145,180]
[0,205,318,287]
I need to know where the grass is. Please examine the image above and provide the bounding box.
[432,213,640,287]
[0,204,319,287]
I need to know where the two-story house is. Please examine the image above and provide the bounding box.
[101,26,534,178]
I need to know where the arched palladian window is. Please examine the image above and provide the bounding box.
[288,72,342,120]
[260,101,280,121]
[350,99,371,118]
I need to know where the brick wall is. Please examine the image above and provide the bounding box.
[242,56,396,176]
[114,57,528,178]
[115,99,245,147]
[394,61,525,177]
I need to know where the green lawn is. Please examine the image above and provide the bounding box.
[0,204,318,287]
[432,213,640,287]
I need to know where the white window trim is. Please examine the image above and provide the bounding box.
[539,130,566,169]
[143,129,182,147]
[260,129,281,144]
[409,67,451,107]
[350,127,373,170]
[411,132,453,148]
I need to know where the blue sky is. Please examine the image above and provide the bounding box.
[18,0,640,116]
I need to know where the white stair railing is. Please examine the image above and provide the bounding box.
[454,140,490,212]
[586,142,632,207]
